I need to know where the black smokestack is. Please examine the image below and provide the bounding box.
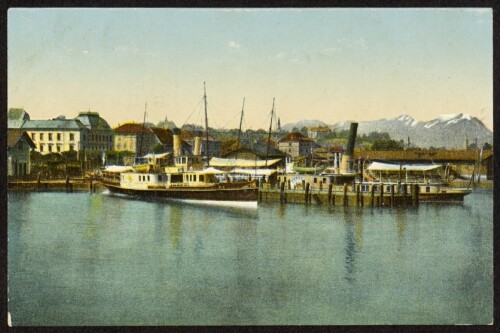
[345,122,358,156]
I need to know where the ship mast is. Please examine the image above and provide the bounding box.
[265,98,275,167]
[204,82,210,167]
[237,97,245,150]
[138,102,147,158]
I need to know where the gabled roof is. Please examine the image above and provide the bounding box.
[114,122,154,134]
[8,108,30,120]
[222,140,287,158]
[279,132,314,142]
[150,127,173,145]
[7,129,36,149]
[21,119,87,130]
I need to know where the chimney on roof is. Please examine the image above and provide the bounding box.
[173,128,181,157]
[193,130,202,156]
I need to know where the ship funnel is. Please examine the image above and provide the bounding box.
[172,127,181,157]
[340,122,358,173]
[193,130,202,156]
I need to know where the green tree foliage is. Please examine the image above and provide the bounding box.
[371,139,404,150]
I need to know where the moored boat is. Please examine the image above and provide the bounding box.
[359,161,472,202]
[103,83,259,207]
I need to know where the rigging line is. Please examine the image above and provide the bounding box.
[181,97,204,128]
[219,109,243,130]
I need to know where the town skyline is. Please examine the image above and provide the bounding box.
[8,8,493,131]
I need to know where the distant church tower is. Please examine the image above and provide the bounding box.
[277,117,281,131]
[162,114,169,129]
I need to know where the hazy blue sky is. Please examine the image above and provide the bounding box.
[8,8,493,130]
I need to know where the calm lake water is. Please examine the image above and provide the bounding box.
[8,189,493,325]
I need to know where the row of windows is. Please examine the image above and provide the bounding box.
[39,144,75,153]
[91,134,113,142]
[37,144,109,153]
[30,132,113,143]
[31,132,75,141]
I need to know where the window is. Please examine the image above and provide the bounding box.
[57,133,61,141]
[48,144,53,152]
[313,177,317,184]
[171,174,183,183]
[39,144,44,152]
[69,144,75,151]
[40,133,44,140]
[57,145,61,152]
[426,186,430,193]
[199,175,204,182]
[31,133,36,140]
[70,133,74,141]
[48,133,53,141]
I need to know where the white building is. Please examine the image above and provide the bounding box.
[20,112,113,154]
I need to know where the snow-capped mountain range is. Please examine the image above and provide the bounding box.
[283,113,492,149]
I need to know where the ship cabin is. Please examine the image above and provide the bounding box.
[166,155,204,173]
[277,172,357,191]
[119,168,222,190]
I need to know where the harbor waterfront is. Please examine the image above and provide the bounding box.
[7,189,492,325]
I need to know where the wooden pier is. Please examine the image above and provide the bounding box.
[8,176,104,193]
[259,182,419,207]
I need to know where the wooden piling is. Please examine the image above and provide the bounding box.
[280,181,285,204]
[328,184,333,204]
[390,184,395,207]
[305,183,310,204]
[412,184,419,207]
[356,184,360,206]
[370,184,375,207]
[379,183,384,206]
[343,183,348,206]
[65,176,70,193]
[37,173,41,192]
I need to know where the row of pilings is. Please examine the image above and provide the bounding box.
[8,174,101,193]
[259,182,419,207]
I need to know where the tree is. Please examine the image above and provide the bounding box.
[482,142,493,150]
[371,139,404,151]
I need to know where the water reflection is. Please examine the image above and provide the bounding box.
[394,208,407,248]
[169,204,183,251]
[343,207,363,284]
[81,194,104,240]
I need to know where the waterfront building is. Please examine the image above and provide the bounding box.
[21,118,88,154]
[307,126,332,140]
[74,112,114,151]
[113,122,160,155]
[222,139,287,165]
[7,129,36,177]
[21,111,113,154]
[278,132,317,158]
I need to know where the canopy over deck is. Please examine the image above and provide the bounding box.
[230,168,277,176]
[367,162,442,172]
[104,165,134,173]
[210,157,281,168]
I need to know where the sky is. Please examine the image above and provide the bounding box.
[7,8,493,131]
